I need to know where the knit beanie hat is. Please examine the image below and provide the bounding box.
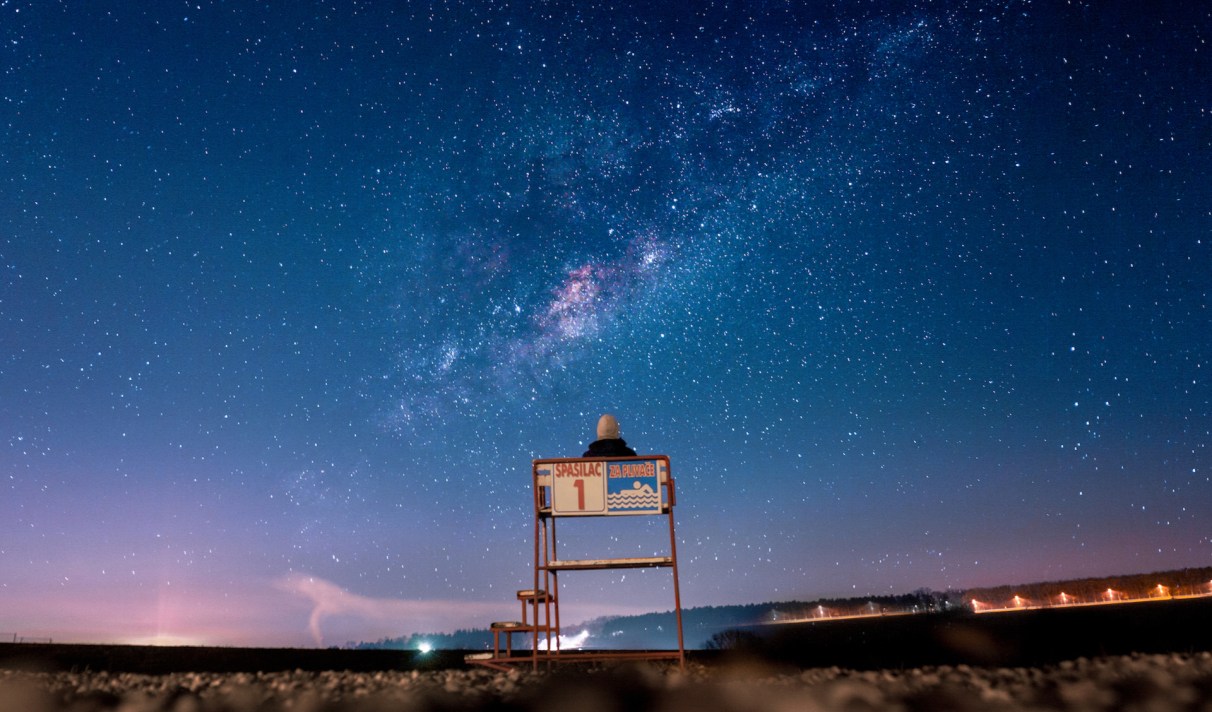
[596,413,621,440]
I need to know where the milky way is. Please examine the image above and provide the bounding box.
[2,1,1209,646]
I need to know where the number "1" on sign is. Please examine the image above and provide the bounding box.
[549,462,605,515]
[572,478,585,510]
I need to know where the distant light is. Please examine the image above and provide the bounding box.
[538,630,590,651]
[418,642,433,654]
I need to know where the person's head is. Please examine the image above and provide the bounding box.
[596,413,621,440]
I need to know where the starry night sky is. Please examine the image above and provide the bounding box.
[2,1,1209,647]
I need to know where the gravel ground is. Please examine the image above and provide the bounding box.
[3,652,1212,712]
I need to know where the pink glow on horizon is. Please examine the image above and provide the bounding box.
[1,575,661,648]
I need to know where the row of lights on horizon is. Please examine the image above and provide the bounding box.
[769,580,1212,622]
[969,581,1212,612]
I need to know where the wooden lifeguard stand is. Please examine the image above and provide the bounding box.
[467,455,685,669]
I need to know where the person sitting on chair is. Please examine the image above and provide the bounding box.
[583,413,638,457]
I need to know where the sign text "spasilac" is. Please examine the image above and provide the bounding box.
[553,461,602,478]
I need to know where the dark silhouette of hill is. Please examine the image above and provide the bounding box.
[748,596,1212,669]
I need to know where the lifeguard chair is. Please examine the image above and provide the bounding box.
[468,455,685,669]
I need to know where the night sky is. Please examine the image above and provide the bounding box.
[3,1,1209,648]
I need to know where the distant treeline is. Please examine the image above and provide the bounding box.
[349,567,1212,651]
[963,566,1212,607]
[349,591,960,651]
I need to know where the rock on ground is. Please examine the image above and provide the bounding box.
[2,652,1212,712]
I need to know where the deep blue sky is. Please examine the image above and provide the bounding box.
[2,1,1209,647]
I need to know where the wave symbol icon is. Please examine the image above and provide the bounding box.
[607,482,659,510]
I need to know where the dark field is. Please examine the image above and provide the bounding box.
[0,643,455,675]
[745,595,1212,669]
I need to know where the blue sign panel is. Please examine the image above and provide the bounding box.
[605,459,662,514]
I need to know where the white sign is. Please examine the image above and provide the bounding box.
[550,460,607,515]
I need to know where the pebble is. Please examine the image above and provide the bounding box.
[0,652,1210,712]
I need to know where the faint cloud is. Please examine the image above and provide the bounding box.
[274,573,503,646]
